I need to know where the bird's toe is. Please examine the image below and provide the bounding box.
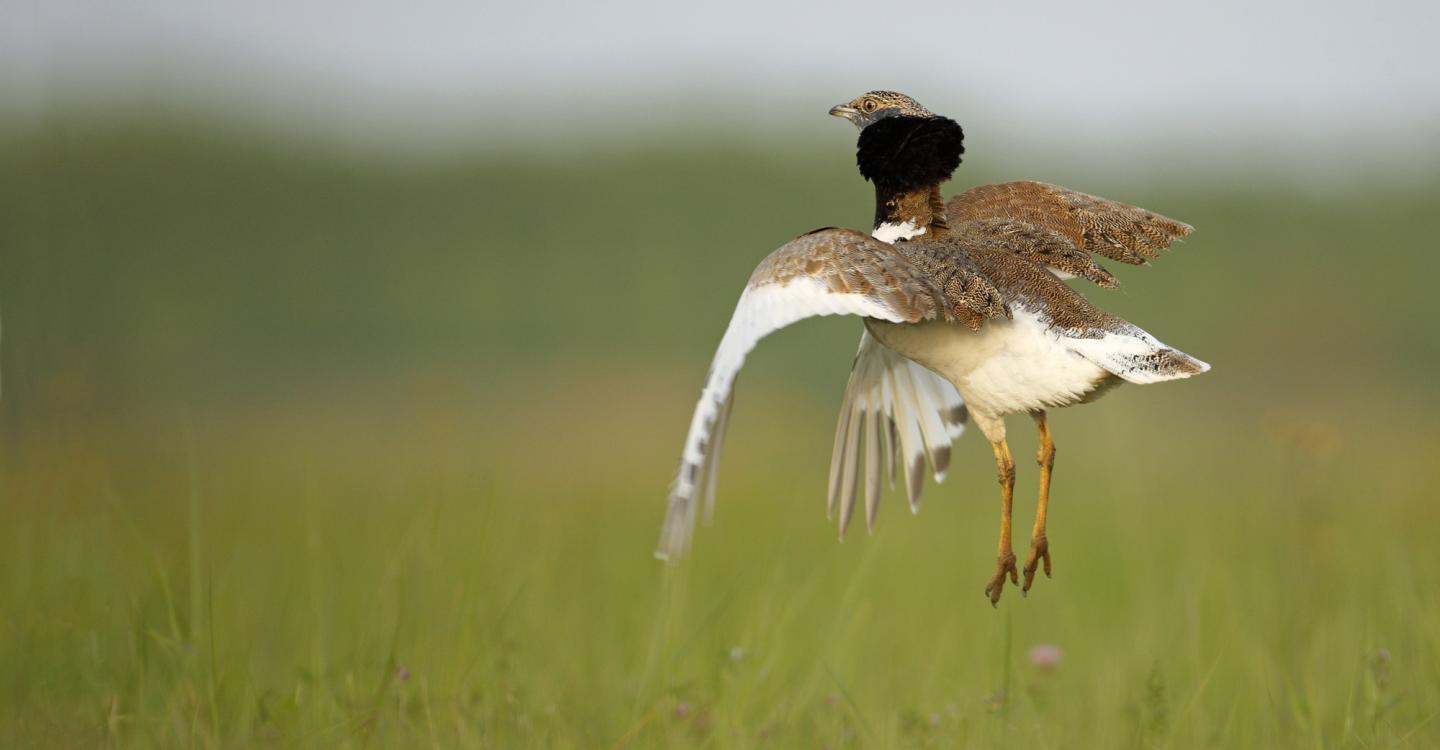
[985,552,1019,606]
[1022,535,1051,593]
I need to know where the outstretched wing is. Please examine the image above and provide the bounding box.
[656,228,1002,561]
[946,180,1194,285]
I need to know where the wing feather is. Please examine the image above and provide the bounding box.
[699,389,734,526]
[826,393,853,520]
[837,409,863,537]
[910,368,953,482]
[657,228,1001,561]
[888,362,929,509]
[947,180,1193,285]
[862,394,883,534]
[878,363,920,507]
[827,330,969,527]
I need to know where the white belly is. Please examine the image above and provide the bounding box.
[866,308,1112,417]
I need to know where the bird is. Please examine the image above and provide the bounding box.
[657,90,1208,605]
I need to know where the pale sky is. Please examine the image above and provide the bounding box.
[4,0,1438,170]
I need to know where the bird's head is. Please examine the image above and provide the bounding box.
[832,90,965,193]
[829,90,936,130]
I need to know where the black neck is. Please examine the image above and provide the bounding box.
[855,115,965,234]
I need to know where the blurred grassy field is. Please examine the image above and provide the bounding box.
[2,119,1439,748]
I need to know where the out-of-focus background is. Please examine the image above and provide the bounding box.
[3,1,1439,747]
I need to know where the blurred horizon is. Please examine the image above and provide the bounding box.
[6,0,1440,183]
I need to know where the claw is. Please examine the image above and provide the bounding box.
[1022,535,1051,594]
[985,551,1019,606]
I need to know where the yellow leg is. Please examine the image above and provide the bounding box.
[984,438,1019,606]
[1023,411,1055,594]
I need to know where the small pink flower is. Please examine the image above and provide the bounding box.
[1028,644,1063,671]
[674,702,690,719]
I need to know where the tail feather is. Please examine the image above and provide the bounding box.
[1066,322,1211,385]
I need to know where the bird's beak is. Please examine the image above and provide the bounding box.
[829,104,860,122]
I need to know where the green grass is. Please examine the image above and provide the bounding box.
[1,119,1438,747]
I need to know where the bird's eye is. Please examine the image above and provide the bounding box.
[861,99,879,113]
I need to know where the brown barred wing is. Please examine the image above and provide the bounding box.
[948,218,1122,288]
[946,180,1194,278]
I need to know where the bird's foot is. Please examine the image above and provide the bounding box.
[1022,534,1051,595]
[984,551,1019,606]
